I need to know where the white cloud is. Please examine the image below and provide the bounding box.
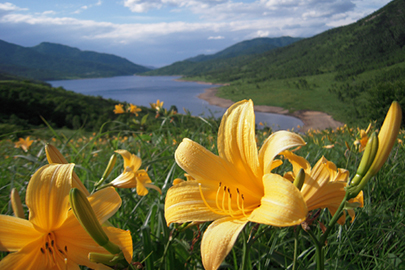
[208,35,224,39]
[0,2,27,11]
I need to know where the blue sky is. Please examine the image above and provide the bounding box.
[0,0,392,67]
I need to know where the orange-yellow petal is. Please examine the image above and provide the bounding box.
[110,172,136,188]
[165,181,223,225]
[104,226,133,264]
[217,100,261,184]
[0,238,47,269]
[26,164,74,231]
[115,150,142,172]
[201,217,248,270]
[259,131,306,175]
[175,139,240,190]
[0,215,41,252]
[45,144,90,196]
[249,173,307,226]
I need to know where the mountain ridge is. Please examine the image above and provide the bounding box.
[0,40,151,80]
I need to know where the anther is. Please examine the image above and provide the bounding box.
[40,248,45,254]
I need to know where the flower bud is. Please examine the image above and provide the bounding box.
[293,168,305,191]
[69,188,121,255]
[10,188,25,219]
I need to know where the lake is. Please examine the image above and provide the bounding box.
[49,75,303,131]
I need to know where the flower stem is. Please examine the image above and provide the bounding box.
[292,226,300,270]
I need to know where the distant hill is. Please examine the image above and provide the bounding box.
[145,36,302,76]
[179,0,405,83]
[0,40,151,80]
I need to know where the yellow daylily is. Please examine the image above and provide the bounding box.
[281,150,363,224]
[110,150,162,196]
[165,100,308,270]
[14,136,34,152]
[128,104,141,116]
[353,123,372,152]
[0,163,133,269]
[113,104,125,114]
[150,99,164,111]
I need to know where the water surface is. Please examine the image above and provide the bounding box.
[49,76,303,130]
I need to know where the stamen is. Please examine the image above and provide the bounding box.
[40,248,45,254]
[227,189,235,217]
[222,186,226,212]
[216,183,222,210]
[198,183,226,215]
[241,194,246,216]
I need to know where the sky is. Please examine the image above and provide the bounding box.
[0,0,392,68]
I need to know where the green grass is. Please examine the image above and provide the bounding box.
[1,111,405,269]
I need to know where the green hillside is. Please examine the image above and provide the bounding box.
[0,40,151,80]
[197,0,405,83]
[154,0,405,126]
[145,37,301,76]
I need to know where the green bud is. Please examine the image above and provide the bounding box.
[88,252,125,267]
[69,188,121,254]
[350,132,378,186]
[95,154,117,188]
[293,168,305,191]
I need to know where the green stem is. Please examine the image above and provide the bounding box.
[305,229,323,270]
[292,226,300,270]
[240,230,250,270]
[320,194,348,245]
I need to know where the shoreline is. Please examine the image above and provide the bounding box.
[198,87,344,132]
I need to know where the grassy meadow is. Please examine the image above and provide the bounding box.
[1,104,404,269]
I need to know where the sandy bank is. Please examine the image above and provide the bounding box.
[198,87,344,132]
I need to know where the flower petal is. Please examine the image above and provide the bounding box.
[300,158,331,201]
[201,217,248,270]
[115,150,142,172]
[110,172,136,188]
[217,100,261,184]
[176,139,235,187]
[165,181,223,225]
[26,164,74,231]
[0,238,47,269]
[259,131,306,175]
[281,150,311,175]
[305,181,346,211]
[249,174,307,226]
[104,226,133,264]
[0,215,41,252]
[45,144,90,196]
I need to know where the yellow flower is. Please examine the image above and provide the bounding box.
[150,99,164,111]
[0,163,133,269]
[128,104,141,116]
[354,123,372,152]
[164,100,308,270]
[14,136,34,152]
[113,104,125,114]
[110,150,162,196]
[281,151,363,225]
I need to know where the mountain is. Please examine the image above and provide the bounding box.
[186,36,302,62]
[0,40,151,80]
[145,36,302,76]
[182,0,405,83]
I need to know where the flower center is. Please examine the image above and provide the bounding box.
[198,182,258,218]
[39,232,68,268]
